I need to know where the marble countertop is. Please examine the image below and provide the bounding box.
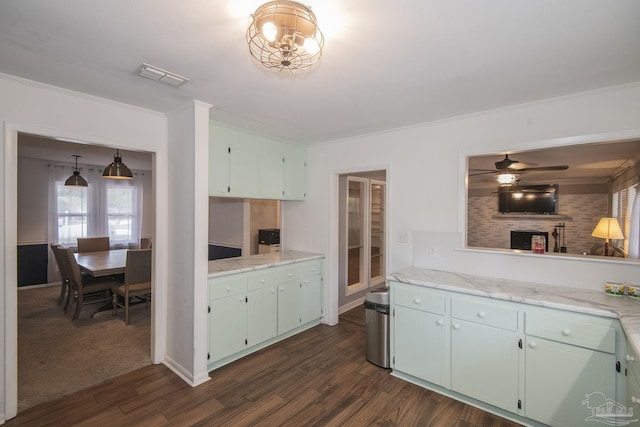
[389,268,640,357]
[208,250,323,278]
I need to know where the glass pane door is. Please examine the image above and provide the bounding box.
[369,181,385,285]
[347,179,365,289]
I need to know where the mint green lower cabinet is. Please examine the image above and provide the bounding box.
[209,259,323,370]
[450,320,520,413]
[525,336,616,426]
[277,279,300,335]
[301,274,322,324]
[209,292,247,362]
[247,285,277,346]
[394,306,449,387]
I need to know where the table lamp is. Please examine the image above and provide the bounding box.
[591,218,624,256]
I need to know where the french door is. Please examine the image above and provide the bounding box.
[345,176,385,295]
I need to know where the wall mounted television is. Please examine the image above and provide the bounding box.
[498,184,558,214]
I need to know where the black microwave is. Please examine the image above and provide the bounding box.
[258,229,280,245]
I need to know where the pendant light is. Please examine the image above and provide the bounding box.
[64,155,88,187]
[103,149,133,179]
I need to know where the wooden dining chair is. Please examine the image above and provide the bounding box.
[112,249,152,325]
[140,237,152,249]
[60,247,117,320]
[50,243,70,306]
[77,237,110,253]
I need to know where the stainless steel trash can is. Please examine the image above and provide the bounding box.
[364,289,390,368]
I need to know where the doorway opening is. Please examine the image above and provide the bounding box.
[16,133,155,412]
[338,170,386,310]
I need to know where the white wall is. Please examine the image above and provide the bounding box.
[283,82,640,324]
[208,198,244,247]
[0,73,169,421]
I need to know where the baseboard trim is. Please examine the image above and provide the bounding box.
[339,297,365,315]
[162,356,210,387]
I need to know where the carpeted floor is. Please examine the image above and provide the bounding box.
[17,284,151,413]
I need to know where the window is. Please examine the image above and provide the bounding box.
[612,173,638,253]
[56,184,88,245]
[107,186,136,244]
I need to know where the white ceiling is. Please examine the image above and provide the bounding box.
[1,0,640,145]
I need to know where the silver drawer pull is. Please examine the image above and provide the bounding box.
[413,298,421,304]
[561,328,571,336]
[529,341,537,348]
[452,323,460,330]
[226,286,231,292]
[288,273,293,277]
[627,355,636,362]
[633,396,640,404]
[477,311,486,318]
[436,319,444,326]
[260,279,266,283]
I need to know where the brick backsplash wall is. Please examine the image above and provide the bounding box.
[468,193,608,254]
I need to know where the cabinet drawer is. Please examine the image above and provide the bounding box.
[451,298,518,331]
[209,275,247,300]
[301,259,322,277]
[277,265,301,283]
[526,311,615,353]
[247,269,278,291]
[394,284,446,315]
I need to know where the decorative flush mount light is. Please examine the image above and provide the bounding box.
[136,63,189,87]
[496,173,518,186]
[103,149,133,180]
[65,155,88,187]
[246,1,324,72]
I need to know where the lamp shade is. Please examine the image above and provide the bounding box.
[103,149,133,180]
[591,218,624,240]
[65,155,88,187]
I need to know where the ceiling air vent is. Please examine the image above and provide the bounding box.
[136,63,189,87]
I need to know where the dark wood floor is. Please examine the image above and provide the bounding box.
[6,306,520,426]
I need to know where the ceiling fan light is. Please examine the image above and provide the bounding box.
[497,173,518,186]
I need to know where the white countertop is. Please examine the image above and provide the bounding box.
[208,250,323,278]
[389,268,640,356]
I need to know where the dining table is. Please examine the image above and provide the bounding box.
[74,248,128,277]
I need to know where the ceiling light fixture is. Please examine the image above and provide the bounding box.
[103,149,133,180]
[65,155,88,187]
[496,172,518,186]
[136,63,189,87]
[246,1,324,72]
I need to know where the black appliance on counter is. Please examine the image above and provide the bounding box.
[259,229,280,245]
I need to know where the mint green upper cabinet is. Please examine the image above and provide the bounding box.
[209,122,306,200]
[283,144,306,200]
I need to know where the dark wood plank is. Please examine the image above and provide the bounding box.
[6,306,521,427]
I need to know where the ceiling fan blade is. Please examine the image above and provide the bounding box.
[513,165,569,172]
[469,170,498,176]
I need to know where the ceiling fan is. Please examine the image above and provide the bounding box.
[470,154,569,185]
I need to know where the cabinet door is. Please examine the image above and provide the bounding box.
[451,320,519,413]
[301,274,322,324]
[525,336,616,426]
[209,139,231,196]
[394,306,449,388]
[247,285,277,346]
[259,147,285,199]
[228,139,259,197]
[209,293,247,362]
[277,280,300,335]
[283,146,306,200]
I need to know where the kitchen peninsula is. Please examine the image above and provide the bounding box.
[207,250,324,371]
[389,268,640,426]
